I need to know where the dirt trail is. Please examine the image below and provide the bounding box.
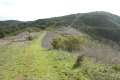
[42,31,57,49]
[42,27,83,49]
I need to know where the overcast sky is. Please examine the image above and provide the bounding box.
[0,0,120,21]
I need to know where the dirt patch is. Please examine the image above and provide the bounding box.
[73,40,120,64]
[0,32,38,46]
[56,27,82,35]
[15,74,27,80]
[42,31,58,49]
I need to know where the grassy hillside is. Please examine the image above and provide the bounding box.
[0,31,74,80]
[0,11,120,43]
[49,11,120,43]
[0,31,120,80]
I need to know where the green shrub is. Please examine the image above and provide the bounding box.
[112,64,120,72]
[51,35,86,52]
[0,32,5,38]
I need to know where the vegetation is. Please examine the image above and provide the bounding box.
[52,35,86,52]
[0,11,120,80]
[0,31,120,80]
[0,11,120,43]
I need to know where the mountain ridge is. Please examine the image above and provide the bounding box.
[0,11,120,43]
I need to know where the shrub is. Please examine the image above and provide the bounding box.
[51,35,86,52]
[26,32,33,41]
[73,55,85,69]
[0,32,5,38]
[27,35,33,40]
[112,64,120,72]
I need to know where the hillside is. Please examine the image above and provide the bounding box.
[0,31,120,80]
[0,11,120,43]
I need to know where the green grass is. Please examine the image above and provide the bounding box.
[0,31,120,80]
[0,31,75,80]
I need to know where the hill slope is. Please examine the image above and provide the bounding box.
[0,11,120,43]
[0,31,120,80]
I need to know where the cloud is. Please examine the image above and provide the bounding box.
[0,0,16,6]
[0,0,120,21]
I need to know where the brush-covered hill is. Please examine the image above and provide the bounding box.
[44,11,120,43]
[1,12,120,80]
[0,11,120,43]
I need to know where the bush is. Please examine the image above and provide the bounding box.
[27,35,33,40]
[0,32,5,38]
[51,35,86,52]
[26,32,34,41]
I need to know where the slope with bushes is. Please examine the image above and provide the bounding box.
[0,31,120,80]
[0,11,120,43]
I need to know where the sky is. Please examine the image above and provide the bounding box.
[0,0,120,21]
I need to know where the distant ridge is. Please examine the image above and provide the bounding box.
[0,11,120,43]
